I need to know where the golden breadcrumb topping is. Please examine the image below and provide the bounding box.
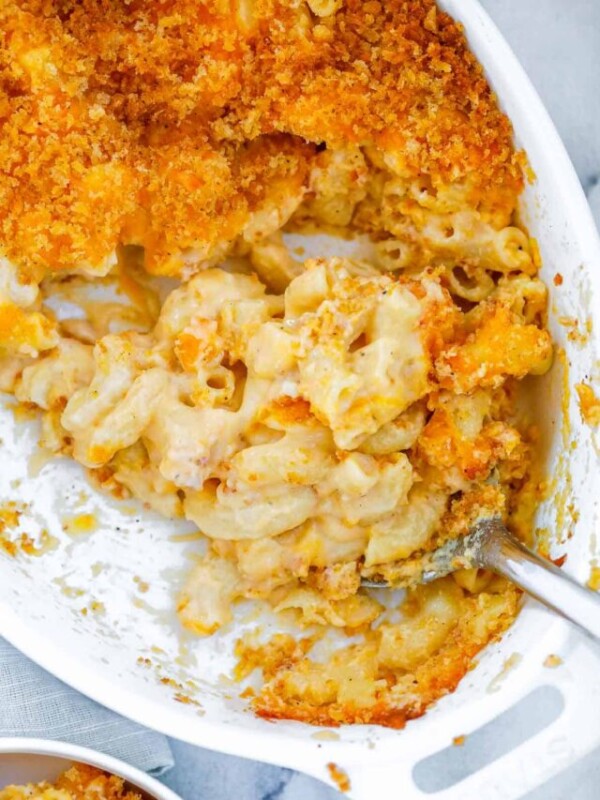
[1,0,522,279]
[0,765,141,800]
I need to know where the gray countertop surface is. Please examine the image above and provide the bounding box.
[159,2,600,798]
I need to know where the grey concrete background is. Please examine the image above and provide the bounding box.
[159,2,600,798]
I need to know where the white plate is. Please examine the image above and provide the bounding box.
[1,2,600,798]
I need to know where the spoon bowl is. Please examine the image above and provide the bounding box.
[362,518,600,643]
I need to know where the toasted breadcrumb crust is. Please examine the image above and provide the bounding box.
[1,0,522,279]
[0,765,141,800]
[238,579,519,727]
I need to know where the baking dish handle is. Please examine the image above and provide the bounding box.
[324,638,600,800]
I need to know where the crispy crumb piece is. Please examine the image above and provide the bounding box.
[0,501,23,556]
[0,501,23,533]
[576,383,600,427]
[0,764,141,800]
[557,318,591,345]
[174,691,202,706]
[543,654,563,669]
[327,763,351,794]
[452,734,466,746]
[0,503,58,558]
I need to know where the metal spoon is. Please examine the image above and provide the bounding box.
[362,517,600,642]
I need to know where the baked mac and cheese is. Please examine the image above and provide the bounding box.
[0,0,552,727]
[0,765,141,800]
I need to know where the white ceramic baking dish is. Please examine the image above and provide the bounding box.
[0,738,181,800]
[1,1,599,798]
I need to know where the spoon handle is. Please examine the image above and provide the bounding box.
[481,524,600,642]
